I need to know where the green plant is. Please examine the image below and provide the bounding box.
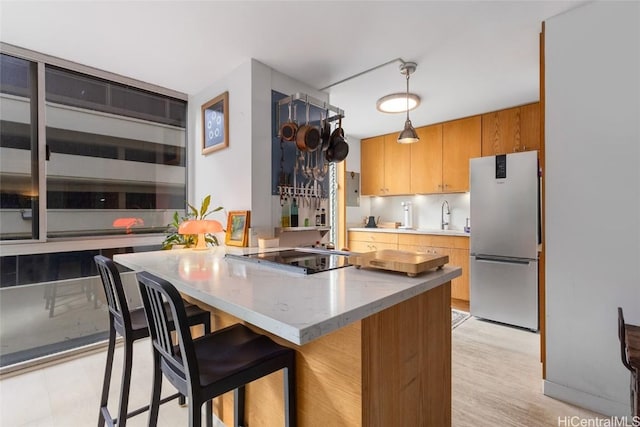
[161,195,224,250]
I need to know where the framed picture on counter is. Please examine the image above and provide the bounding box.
[225,210,250,247]
[201,91,229,155]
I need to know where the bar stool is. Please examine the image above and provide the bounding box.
[95,255,211,427]
[618,307,640,417]
[137,271,296,427]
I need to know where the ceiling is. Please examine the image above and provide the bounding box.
[0,1,584,139]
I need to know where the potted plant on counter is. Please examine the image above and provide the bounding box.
[162,195,224,249]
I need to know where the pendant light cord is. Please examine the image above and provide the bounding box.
[406,73,411,121]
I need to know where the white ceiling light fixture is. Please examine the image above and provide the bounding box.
[376,92,420,113]
[396,62,420,144]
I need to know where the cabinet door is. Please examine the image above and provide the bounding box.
[410,124,443,194]
[383,133,411,195]
[519,103,540,153]
[442,116,481,192]
[360,136,385,195]
[481,107,520,156]
[447,248,470,301]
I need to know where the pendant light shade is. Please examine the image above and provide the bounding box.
[396,62,419,144]
[398,118,419,144]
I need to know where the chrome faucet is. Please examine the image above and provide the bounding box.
[441,200,450,230]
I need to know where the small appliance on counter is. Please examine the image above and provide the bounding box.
[365,216,378,228]
[399,201,413,229]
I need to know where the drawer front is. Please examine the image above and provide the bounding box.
[397,233,469,249]
[350,241,397,253]
[348,231,398,244]
[398,234,435,247]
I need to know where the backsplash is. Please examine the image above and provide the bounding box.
[349,193,470,231]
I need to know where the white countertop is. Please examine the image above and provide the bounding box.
[114,247,461,346]
[349,227,470,237]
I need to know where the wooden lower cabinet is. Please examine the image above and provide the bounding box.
[347,231,398,253]
[446,248,470,301]
[348,231,470,302]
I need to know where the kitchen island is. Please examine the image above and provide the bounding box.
[115,247,461,426]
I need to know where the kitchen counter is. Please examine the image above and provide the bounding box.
[349,227,470,237]
[114,246,460,345]
[114,246,458,426]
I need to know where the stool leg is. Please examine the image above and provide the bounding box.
[97,324,116,427]
[205,399,213,427]
[234,386,245,427]
[188,397,202,427]
[147,352,162,427]
[48,283,57,318]
[115,337,134,427]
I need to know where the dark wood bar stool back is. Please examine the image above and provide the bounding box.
[618,307,640,418]
[94,255,211,427]
[137,271,297,427]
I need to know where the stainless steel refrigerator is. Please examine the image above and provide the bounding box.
[469,150,540,331]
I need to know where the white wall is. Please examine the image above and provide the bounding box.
[188,60,253,228]
[189,59,330,240]
[544,1,640,417]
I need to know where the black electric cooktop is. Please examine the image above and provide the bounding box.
[225,249,352,275]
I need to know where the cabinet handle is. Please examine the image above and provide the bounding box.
[523,145,527,151]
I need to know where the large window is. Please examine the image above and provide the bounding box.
[0,54,38,241]
[0,47,188,369]
[0,53,187,240]
[44,66,187,238]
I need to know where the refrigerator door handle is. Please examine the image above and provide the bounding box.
[474,255,532,265]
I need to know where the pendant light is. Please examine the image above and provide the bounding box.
[397,62,419,144]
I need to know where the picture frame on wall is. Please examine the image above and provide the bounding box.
[225,210,250,247]
[201,91,229,155]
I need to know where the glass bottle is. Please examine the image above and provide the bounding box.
[315,209,321,226]
[320,208,326,226]
[291,198,299,227]
[281,198,290,227]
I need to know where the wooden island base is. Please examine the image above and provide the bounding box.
[187,281,452,427]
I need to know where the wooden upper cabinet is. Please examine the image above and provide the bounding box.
[442,116,481,192]
[361,136,385,195]
[520,103,541,153]
[361,133,411,196]
[383,133,411,195]
[410,124,443,194]
[482,107,520,155]
[481,102,540,156]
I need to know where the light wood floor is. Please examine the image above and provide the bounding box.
[452,317,602,426]
[0,315,604,426]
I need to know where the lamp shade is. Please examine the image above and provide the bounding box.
[178,219,223,250]
[397,118,420,144]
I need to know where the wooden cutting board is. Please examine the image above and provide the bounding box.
[348,249,448,277]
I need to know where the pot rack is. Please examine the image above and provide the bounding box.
[276,92,344,125]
